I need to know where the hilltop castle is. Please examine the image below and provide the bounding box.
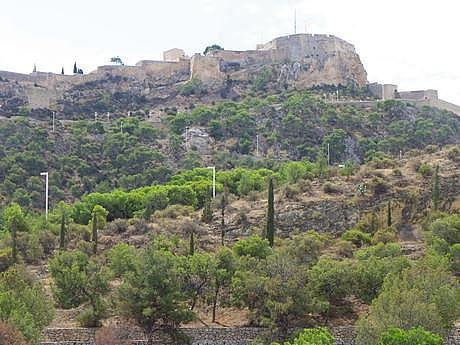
[0,33,458,116]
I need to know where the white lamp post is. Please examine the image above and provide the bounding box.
[207,166,216,198]
[40,172,49,221]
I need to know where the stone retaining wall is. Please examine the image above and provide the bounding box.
[40,326,460,345]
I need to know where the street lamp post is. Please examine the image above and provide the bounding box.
[40,172,49,221]
[207,166,216,198]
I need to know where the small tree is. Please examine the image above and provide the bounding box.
[117,246,194,343]
[61,67,64,75]
[110,56,124,65]
[3,203,26,263]
[203,44,224,55]
[432,165,440,211]
[50,251,109,327]
[211,247,235,322]
[266,177,275,247]
[73,62,78,74]
[91,205,108,255]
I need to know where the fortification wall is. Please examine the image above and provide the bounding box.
[190,54,224,83]
[39,326,460,345]
[398,89,438,101]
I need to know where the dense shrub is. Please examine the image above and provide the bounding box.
[283,327,335,345]
[108,244,139,278]
[233,235,271,259]
[0,266,54,343]
[356,254,460,345]
[377,327,442,345]
[341,229,372,247]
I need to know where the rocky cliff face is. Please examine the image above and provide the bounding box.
[0,34,368,119]
[205,34,368,88]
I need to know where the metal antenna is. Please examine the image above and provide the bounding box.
[294,9,297,34]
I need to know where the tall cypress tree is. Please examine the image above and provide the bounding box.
[73,62,78,74]
[92,212,98,255]
[432,165,440,211]
[59,213,66,250]
[201,191,213,223]
[219,185,229,246]
[61,67,64,75]
[189,230,195,256]
[266,177,275,247]
[11,220,17,263]
[387,200,392,227]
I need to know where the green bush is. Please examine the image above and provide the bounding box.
[356,253,460,345]
[378,327,442,345]
[0,247,13,272]
[108,243,139,278]
[179,78,205,96]
[341,229,372,247]
[418,163,432,177]
[307,258,354,305]
[355,243,402,260]
[284,327,335,345]
[0,266,54,343]
[371,227,398,244]
[451,243,460,273]
[233,235,271,259]
[429,214,460,245]
[49,250,90,308]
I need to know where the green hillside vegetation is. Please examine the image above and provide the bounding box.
[0,91,458,209]
[0,89,459,345]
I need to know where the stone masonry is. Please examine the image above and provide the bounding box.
[0,33,368,111]
[40,326,460,345]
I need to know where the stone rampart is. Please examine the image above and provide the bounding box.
[39,326,460,345]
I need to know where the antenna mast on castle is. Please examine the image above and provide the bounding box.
[294,9,297,34]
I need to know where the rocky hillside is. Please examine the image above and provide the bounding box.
[0,89,458,209]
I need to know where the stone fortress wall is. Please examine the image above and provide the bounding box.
[368,82,460,116]
[0,33,368,109]
[39,326,460,345]
[1,33,459,117]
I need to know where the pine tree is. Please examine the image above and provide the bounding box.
[266,177,275,247]
[387,200,392,227]
[92,212,98,255]
[432,165,440,211]
[61,67,64,75]
[59,213,66,250]
[73,62,77,74]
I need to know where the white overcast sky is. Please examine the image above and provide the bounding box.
[1,0,459,104]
